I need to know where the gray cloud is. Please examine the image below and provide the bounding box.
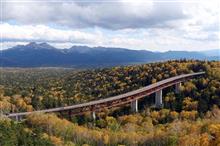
[1,0,219,51]
[2,0,188,29]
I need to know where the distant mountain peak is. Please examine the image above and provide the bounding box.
[38,42,55,49]
[69,45,92,53]
[18,42,55,50]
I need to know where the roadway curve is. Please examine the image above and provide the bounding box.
[7,72,205,119]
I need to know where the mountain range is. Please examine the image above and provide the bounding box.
[0,42,219,68]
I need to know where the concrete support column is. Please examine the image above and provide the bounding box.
[175,82,181,94]
[16,116,18,121]
[155,89,163,108]
[131,99,138,112]
[92,111,96,120]
[15,116,22,121]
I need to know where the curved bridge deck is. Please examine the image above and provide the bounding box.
[7,72,205,119]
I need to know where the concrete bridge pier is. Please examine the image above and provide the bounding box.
[15,115,19,121]
[15,115,22,121]
[92,111,96,120]
[131,99,138,112]
[155,89,163,108]
[175,82,181,94]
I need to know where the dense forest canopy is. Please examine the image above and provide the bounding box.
[0,60,220,146]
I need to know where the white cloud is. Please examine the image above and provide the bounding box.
[1,23,102,44]
[1,22,219,51]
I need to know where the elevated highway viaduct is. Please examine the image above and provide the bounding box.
[7,72,205,121]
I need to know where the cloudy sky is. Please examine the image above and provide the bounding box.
[0,0,219,51]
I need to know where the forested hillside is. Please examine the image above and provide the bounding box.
[0,60,220,146]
